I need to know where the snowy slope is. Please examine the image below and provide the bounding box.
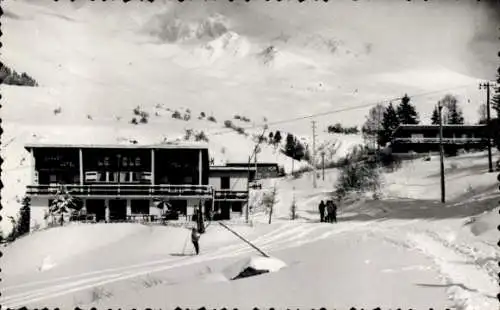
[2,147,499,309]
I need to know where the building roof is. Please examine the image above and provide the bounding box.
[24,142,209,150]
[225,162,279,167]
[395,124,486,130]
[210,166,257,172]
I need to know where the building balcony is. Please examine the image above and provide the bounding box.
[214,190,249,201]
[26,184,214,199]
[392,137,487,144]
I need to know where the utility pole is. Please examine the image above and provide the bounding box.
[312,120,317,188]
[438,101,446,203]
[321,151,325,181]
[479,82,494,173]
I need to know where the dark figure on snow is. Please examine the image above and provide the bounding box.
[331,201,338,223]
[191,227,201,255]
[319,200,326,222]
[326,200,336,223]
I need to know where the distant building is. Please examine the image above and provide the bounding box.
[225,162,282,180]
[389,124,488,155]
[209,166,256,220]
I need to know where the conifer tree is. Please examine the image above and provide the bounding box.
[491,65,500,118]
[431,105,440,125]
[396,94,419,124]
[441,94,464,125]
[379,102,400,147]
[18,196,31,236]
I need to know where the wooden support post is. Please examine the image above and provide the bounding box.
[79,148,84,186]
[151,149,155,185]
[198,149,203,185]
[218,222,269,257]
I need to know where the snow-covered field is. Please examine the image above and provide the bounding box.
[2,1,499,309]
[2,151,499,309]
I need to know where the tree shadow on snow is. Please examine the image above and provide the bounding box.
[338,194,499,222]
[169,253,196,257]
[415,283,497,299]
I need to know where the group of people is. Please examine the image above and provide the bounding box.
[318,200,337,223]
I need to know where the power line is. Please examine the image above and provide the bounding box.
[206,83,478,137]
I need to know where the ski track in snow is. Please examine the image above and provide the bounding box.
[370,223,499,310]
[1,221,370,308]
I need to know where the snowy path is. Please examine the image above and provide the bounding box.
[407,230,498,310]
[2,222,357,308]
[3,215,497,309]
[368,222,499,310]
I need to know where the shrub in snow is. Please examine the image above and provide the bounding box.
[335,156,381,201]
[90,287,113,302]
[172,110,182,120]
[130,117,139,125]
[200,111,206,118]
[234,114,241,120]
[194,131,209,142]
[47,185,82,227]
[141,274,165,288]
[207,115,217,122]
[224,120,233,128]
[327,123,359,135]
[222,256,287,280]
[235,126,246,135]
[184,129,194,141]
[183,113,191,121]
[139,112,149,124]
[53,107,62,115]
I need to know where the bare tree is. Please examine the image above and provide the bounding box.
[262,183,278,224]
[362,103,386,149]
[290,188,297,220]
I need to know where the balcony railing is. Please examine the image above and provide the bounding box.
[392,137,487,144]
[27,184,214,198]
[214,190,249,201]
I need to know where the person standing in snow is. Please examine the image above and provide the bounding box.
[191,227,201,255]
[318,200,326,222]
[326,200,334,223]
[331,201,338,223]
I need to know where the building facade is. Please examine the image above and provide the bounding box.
[25,143,212,229]
[24,143,263,230]
[208,166,255,220]
[390,124,488,154]
[225,162,281,179]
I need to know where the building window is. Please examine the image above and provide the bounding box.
[131,200,149,215]
[221,176,230,189]
[411,134,424,142]
[49,174,57,183]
